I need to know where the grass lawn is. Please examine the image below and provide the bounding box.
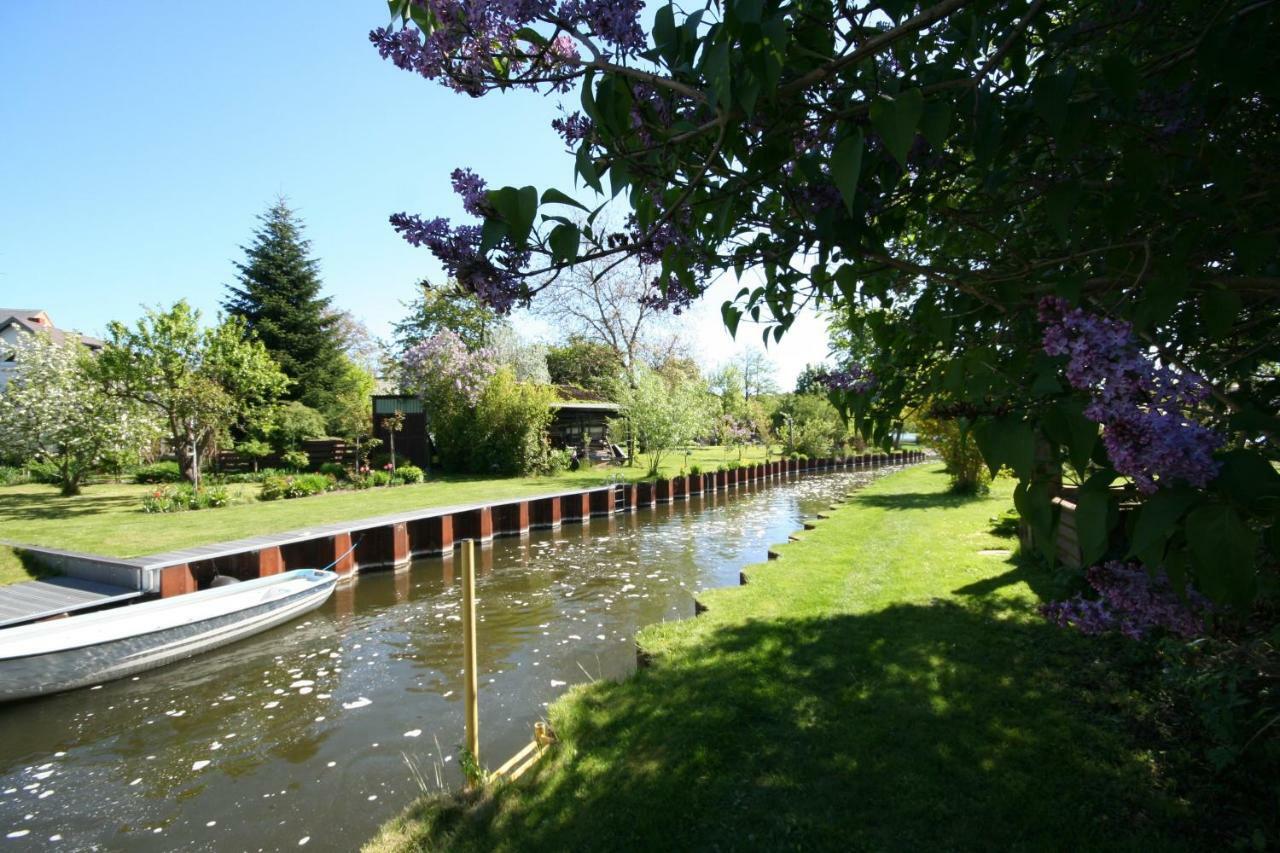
[367,465,1201,852]
[0,445,783,583]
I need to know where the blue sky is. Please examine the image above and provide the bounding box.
[0,2,830,386]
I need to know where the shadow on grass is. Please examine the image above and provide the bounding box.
[0,490,139,523]
[399,600,1191,853]
[853,487,989,511]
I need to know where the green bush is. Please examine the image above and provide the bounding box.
[267,401,328,453]
[917,412,990,494]
[140,484,231,513]
[0,466,30,486]
[689,464,702,477]
[368,470,393,487]
[26,461,63,484]
[539,447,572,474]
[280,449,311,471]
[394,464,424,484]
[133,460,184,484]
[317,461,347,480]
[259,473,334,501]
[435,368,556,476]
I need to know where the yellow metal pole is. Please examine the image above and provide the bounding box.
[461,539,480,774]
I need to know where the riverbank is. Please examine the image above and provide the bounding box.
[367,465,1200,851]
[0,446,782,583]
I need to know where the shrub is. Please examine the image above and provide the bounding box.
[280,449,311,471]
[26,461,63,484]
[689,464,702,477]
[539,447,572,475]
[916,411,990,494]
[394,464,424,484]
[140,484,231,513]
[368,470,393,487]
[434,368,557,476]
[267,401,328,453]
[317,461,347,480]
[259,473,334,501]
[133,460,184,484]
[0,466,29,486]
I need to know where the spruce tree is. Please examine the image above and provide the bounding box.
[224,198,345,416]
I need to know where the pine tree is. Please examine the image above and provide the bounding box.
[224,198,345,416]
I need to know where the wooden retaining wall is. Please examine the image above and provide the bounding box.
[148,451,927,596]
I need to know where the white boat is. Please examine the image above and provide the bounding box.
[0,569,338,702]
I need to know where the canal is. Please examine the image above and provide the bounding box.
[0,469,883,850]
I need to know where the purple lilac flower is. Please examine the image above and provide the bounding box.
[1038,297,1222,493]
[403,330,498,406]
[817,364,877,394]
[556,0,646,54]
[639,273,693,315]
[389,213,525,313]
[1040,560,1211,640]
[551,110,593,146]
[451,168,489,217]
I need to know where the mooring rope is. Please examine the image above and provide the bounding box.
[318,534,364,573]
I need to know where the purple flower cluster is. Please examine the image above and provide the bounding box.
[370,0,646,97]
[389,213,526,313]
[551,110,592,146]
[450,168,489,217]
[1040,560,1211,640]
[718,414,753,445]
[816,364,877,394]
[402,329,498,407]
[1039,297,1222,493]
[639,273,693,316]
[558,0,647,54]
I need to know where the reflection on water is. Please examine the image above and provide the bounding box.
[0,471,881,850]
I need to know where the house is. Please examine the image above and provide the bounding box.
[370,386,621,469]
[0,308,104,391]
[547,385,621,449]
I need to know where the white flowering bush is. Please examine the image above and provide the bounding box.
[0,333,157,495]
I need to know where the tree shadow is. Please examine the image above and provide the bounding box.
[951,553,1066,602]
[411,601,1195,852]
[853,488,988,511]
[0,490,139,523]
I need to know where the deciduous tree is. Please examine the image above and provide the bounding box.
[372,0,1280,606]
[0,333,155,495]
[96,301,288,488]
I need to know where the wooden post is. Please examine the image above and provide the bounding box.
[461,539,480,776]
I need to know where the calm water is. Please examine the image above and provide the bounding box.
[0,470,883,850]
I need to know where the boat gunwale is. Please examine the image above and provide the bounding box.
[0,570,337,661]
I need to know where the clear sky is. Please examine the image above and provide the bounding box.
[0,2,831,387]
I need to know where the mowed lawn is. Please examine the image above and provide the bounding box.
[0,446,780,582]
[368,466,1197,852]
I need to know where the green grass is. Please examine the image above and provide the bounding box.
[0,446,781,573]
[367,466,1197,852]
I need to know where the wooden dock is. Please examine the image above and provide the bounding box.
[0,576,143,628]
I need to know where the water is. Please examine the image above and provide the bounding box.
[0,470,880,850]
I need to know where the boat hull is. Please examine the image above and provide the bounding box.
[0,572,336,702]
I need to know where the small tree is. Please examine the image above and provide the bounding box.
[0,333,156,496]
[383,410,406,472]
[611,366,714,477]
[95,301,288,488]
[402,330,498,476]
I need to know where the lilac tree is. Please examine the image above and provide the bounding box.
[371,0,1280,607]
